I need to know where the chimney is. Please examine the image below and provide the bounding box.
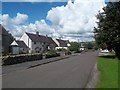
[36,31,39,35]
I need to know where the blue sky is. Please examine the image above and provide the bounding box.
[2,2,67,25]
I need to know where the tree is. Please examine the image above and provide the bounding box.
[68,42,80,51]
[85,42,94,49]
[94,2,120,59]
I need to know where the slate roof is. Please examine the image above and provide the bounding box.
[56,39,68,47]
[16,40,28,48]
[26,32,56,44]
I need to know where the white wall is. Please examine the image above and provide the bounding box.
[20,33,31,53]
[31,42,45,53]
[55,47,68,50]
[53,39,59,46]
[20,33,56,53]
[80,47,85,51]
[11,40,18,46]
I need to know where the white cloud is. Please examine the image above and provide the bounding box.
[1,13,55,39]
[47,0,105,41]
[12,13,28,25]
[1,13,28,37]
[1,0,105,42]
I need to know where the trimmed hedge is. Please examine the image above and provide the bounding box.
[99,55,116,59]
[2,54,43,65]
[45,53,60,59]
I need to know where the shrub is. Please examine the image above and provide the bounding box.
[45,50,60,59]
[65,50,72,55]
[57,48,67,51]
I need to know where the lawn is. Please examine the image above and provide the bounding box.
[96,56,119,88]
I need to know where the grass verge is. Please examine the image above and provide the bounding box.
[96,56,119,88]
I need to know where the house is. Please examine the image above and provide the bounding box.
[79,43,85,51]
[0,24,14,54]
[20,32,57,53]
[11,40,29,54]
[100,49,109,53]
[53,39,71,50]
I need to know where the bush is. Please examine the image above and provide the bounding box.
[65,50,72,55]
[45,53,60,59]
[99,55,116,59]
[45,50,60,59]
[57,48,66,51]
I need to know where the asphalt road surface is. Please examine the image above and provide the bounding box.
[2,51,98,88]
[2,55,69,75]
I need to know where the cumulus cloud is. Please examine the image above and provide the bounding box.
[47,0,105,41]
[1,13,55,39]
[12,13,28,25]
[1,0,105,42]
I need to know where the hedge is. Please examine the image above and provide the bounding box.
[45,53,60,59]
[2,54,43,65]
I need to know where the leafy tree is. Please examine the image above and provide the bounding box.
[94,2,120,59]
[68,42,80,51]
[85,42,94,49]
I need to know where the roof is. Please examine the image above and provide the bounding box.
[0,24,10,35]
[16,40,28,48]
[26,32,56,44]
[0,24,13,38]
[56,39,68,47]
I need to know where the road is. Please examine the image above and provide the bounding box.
[2,55,69,75]
[2,51,98,88]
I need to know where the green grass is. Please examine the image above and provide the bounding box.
[96,56,119,88]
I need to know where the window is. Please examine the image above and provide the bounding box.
[42,42,45,47]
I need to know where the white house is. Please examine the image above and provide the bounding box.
[11,40,29,54]
[53,39,70,50]
[79,43,85,51]
[100,49,109,53]
[20,32,57,53]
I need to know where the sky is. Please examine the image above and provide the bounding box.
[1,0,106,42]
